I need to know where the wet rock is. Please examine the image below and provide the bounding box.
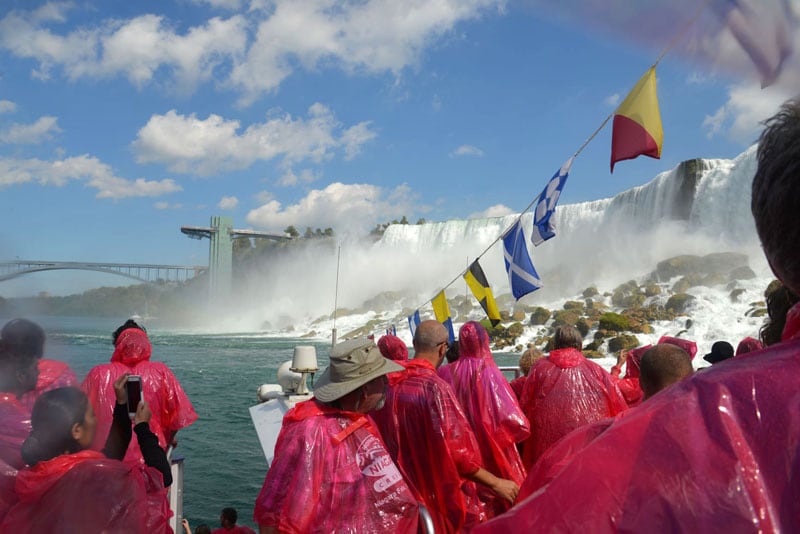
[553,309,580,327]
[665,293,696,313]
[607,334,640,353]
[529,307,552,325]
[582,287,599,298]
[563,300,584,311]
[511,309,526,322]
[598,312,631,332]
[729,265,756,281]
[583,349,604,359]
[644,283,661,297]
[729,288,746,302]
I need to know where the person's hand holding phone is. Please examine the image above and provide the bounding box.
[113,373,130,405]
[134,400,152,426]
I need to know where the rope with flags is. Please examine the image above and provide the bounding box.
[384,0,788,340]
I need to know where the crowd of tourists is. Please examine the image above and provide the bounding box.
[1,99,799,532]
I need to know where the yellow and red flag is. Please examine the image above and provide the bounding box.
[610,67,663,173]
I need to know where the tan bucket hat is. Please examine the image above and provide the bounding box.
[313,337,404,403]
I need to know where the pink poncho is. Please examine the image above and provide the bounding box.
[474,302,800,533]
[519,347,627,469]
[0,394,30,522]
[1,450,170,533]
[20,359,78,411]
[81,328,197,465]
[439,321,529,516]
[254,399,418,533]
[610,344,650,407]
[371,358,485,533]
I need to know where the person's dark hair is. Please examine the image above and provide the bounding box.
[112,319,146,346]
[445,339,460,363]
[1,318,45,359]
[760,279,800,346]
[639,344,693,400]
[21,387,88,466]
[0,339,38,393]
[221,507,238,525]
[751,99,800,294]
[553,325,582,350]
[195,526,211,534]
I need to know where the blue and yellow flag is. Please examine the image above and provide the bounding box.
[463,260,501,327]
[431,291,455,343]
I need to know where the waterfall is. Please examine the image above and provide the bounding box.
[375,144,763,301]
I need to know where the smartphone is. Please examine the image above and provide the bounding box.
[126,375,142,418]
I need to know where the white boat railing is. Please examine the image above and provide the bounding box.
[498,366,521,381]
[168,455,184,533]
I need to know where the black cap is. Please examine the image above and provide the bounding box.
[703,341,734,364]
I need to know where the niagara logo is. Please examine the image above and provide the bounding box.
[357,434,403,493]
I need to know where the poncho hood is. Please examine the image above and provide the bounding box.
[15,450,106,503]
[458,321,492,360]
[111,328,152,365]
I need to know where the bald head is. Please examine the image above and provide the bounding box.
[413,320,449,366]
[639,344,693,400]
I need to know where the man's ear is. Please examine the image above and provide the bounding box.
[71,422,83,441]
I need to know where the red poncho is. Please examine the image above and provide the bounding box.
[1,450,170,533]
[81,328,197,465]
[519,348,627,469]
[0,394,30,522]
[439,322,529,516]
[20,359,78,411]
[475,303,800,533]
[254,399,418,533]
[377,335,408,361]
[610,344,650,407]
[371,359,485,534]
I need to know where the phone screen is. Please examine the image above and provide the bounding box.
[126,377,142,416]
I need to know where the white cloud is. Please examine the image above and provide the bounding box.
[469,204,514,218]
[133,104,376,175]
[0,100,16,114]
[0,1,503,103]
[254,190,274,203]
[604,93,620,107]
[154,201,183,209]
[0,116,60,144]
[246,181,415,233]
[0,155,182,199]
[0,8,248,93]
[278,168,320,186]
[450,144,485,157]
[218,195,239,209]
[190,0,242,9]
[703,82,792,144]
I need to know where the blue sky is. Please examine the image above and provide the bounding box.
[0,0,796,297]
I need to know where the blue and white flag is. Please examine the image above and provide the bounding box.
[407,311,421,337]
[503,220,542,299]
[531,158,573,246]
[386,324,397,336]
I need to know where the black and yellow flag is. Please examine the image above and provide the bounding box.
[463,260,501,327]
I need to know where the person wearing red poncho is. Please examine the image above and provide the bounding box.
[254,338,419,534]
[0,340,38,522]
[518,325,627,470]
[1,318,78,411]
[473,98,800,533]
[610,344,650,407]
[81,320,197,465]
[516,343,694,502]
[438,321,529,518]
[1,383,172,533]
[371,320,519,534]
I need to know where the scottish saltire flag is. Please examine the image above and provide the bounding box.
[503,220,542,299]
[431,291,455,343]
[463,260,502,327]
[407,311,421,338]
[531,158,573,245]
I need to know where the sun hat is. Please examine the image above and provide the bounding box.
[703,340,735,364]
[313,338,404,403]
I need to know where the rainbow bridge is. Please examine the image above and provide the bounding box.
[0,260,206,284]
